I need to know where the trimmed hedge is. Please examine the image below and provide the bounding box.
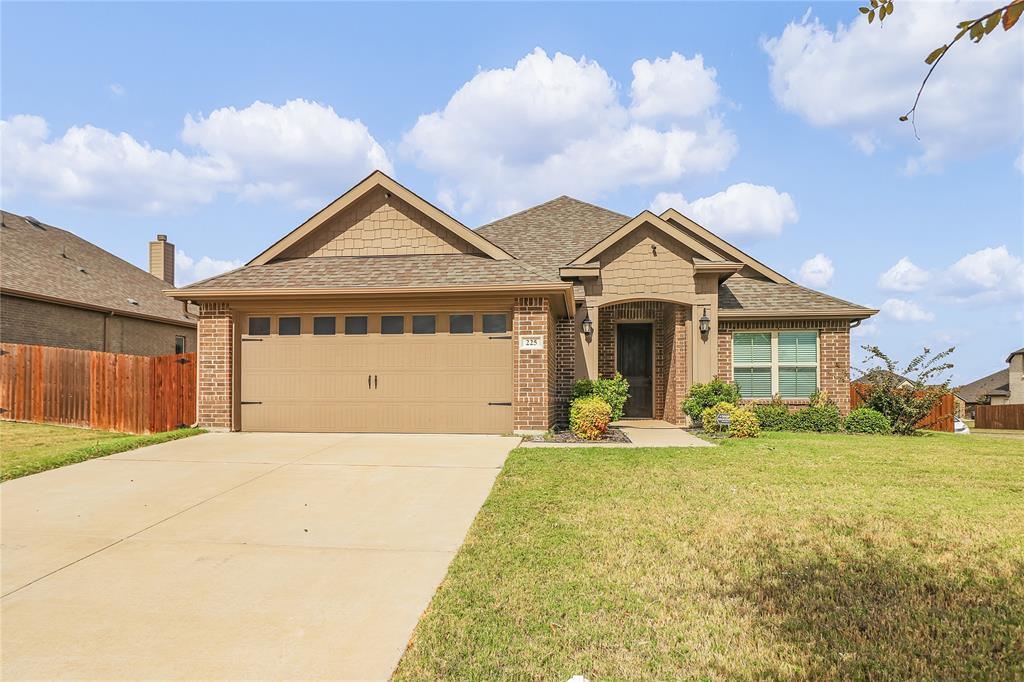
[844,407,893,434]
[569,396,613,440]
[792,404,842,433]
[752,402,792,431]
[728,408,761,438]
[573,374,630,423]
[701,402,737,434]
[683,378,740,422]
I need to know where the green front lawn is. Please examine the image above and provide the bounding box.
[395,432,1024,680]
[0,421,204,481]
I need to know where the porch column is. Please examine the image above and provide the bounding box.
[689,274,720,384]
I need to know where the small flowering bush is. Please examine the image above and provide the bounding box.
[569,396,613,441]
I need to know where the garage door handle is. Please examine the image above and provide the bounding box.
[368,374,371,389]
[374,374,378,389]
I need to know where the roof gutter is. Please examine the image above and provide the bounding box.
[718,308,879,321]
[167,282,576,316]
[3,287,197,328]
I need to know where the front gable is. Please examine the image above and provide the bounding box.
[249,171,513,265]
[280,186,478,259]
[589,223,699,298]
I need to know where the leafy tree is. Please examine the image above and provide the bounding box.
[857,0,1024,131]
[854,345,954,435]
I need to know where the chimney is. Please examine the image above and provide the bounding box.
[149,234,175,286]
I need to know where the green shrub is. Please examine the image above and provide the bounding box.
[792,404,842,432]
[855,345,955,435]
[752,396,793,431]
[572,374,630,422]
[701,402,737,434]
[844,407,893,434]
[569,396,613,440]
[683,378,740,423]
[728,408,761,438]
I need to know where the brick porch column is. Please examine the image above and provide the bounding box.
[197,302,233,430]
[513,296,552,433]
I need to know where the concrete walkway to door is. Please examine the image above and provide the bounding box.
[1,432,519,681]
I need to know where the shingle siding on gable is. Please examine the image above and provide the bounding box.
[591,225,697,298]
[280,187,480,259]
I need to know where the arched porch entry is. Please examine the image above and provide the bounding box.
[594,300,691,424]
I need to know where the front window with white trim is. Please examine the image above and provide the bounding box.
[732,331,819,399]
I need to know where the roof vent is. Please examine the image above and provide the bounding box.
[24,216,45,229]
[77,266,88,274]
[127,297,139,306]
[61,245,69,259]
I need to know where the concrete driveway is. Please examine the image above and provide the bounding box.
[1,432,519,680]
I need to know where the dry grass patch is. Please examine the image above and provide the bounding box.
[395,432,1024,680]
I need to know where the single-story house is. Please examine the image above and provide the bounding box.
[171,172,877,434]
[1,211,196,356]
[958,348,1024,417]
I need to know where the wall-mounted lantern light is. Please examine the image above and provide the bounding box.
[581,314,594,340]
[699,307,711,336]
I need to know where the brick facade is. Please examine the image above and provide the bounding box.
[718,319,852,414]
[593,301,688,423]
[0,293,196,356]
[197,302,234,429]
[512,296,551,432]
[553,315,575,426]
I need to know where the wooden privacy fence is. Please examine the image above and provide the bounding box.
[0,343,196,434]
[850,383,955,432]
[975,404,1024,430]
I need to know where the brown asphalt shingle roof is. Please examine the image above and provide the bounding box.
[957,368,1011,403]
[477,196,630,279]
[0,211,195,325]
[183,254,558,290]
[181,193,874,319]
[719,276,874,316]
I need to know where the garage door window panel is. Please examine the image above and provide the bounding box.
[345,316,368,335]
[449,314,474,334]
[279,317,301,336]
[248,317,271,336]
[313,316,336,335]
[413,315,436,334]
[483,313,508,334]
[381,315,405,335]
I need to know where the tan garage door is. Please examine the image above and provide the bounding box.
[240,312,513,433]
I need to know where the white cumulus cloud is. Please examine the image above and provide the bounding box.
[0,114,233,213]
[651,183,798,237]
[401,48,738,218]
[109,83,125,97]
[944,245,1024,302]
[175,249,242,286]
[797,252,834,288]
[878,257,931,292]
[762,2,1023,173]
[1,99,391,213]
[880,297,935,322]
[181,99,391,208]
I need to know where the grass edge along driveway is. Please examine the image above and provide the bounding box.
[1,421,204,481]
[394,432,1024,680]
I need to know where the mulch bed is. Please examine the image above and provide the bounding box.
[526,426,631,444]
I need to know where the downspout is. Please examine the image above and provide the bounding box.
[849,320,861,329]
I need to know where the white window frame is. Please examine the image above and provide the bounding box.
[733,330,820,398]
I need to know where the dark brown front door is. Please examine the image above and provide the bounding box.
[616,323,653,418]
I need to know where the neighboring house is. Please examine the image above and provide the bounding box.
[1,212,196,356]
[958,348,1024,417]
[171,172,877,434]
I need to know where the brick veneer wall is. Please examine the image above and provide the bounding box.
[596,301,687,422]
[513,297,551,432]
[0,294,196,356]
[553,315,575,427]
[718,319,853,414]
[661,305,688,424]
[197,302,234,429]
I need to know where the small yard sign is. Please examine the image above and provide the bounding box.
[716,413,731,427]
[519,335,544,350]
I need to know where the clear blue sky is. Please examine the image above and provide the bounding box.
[2,1,1021,385]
